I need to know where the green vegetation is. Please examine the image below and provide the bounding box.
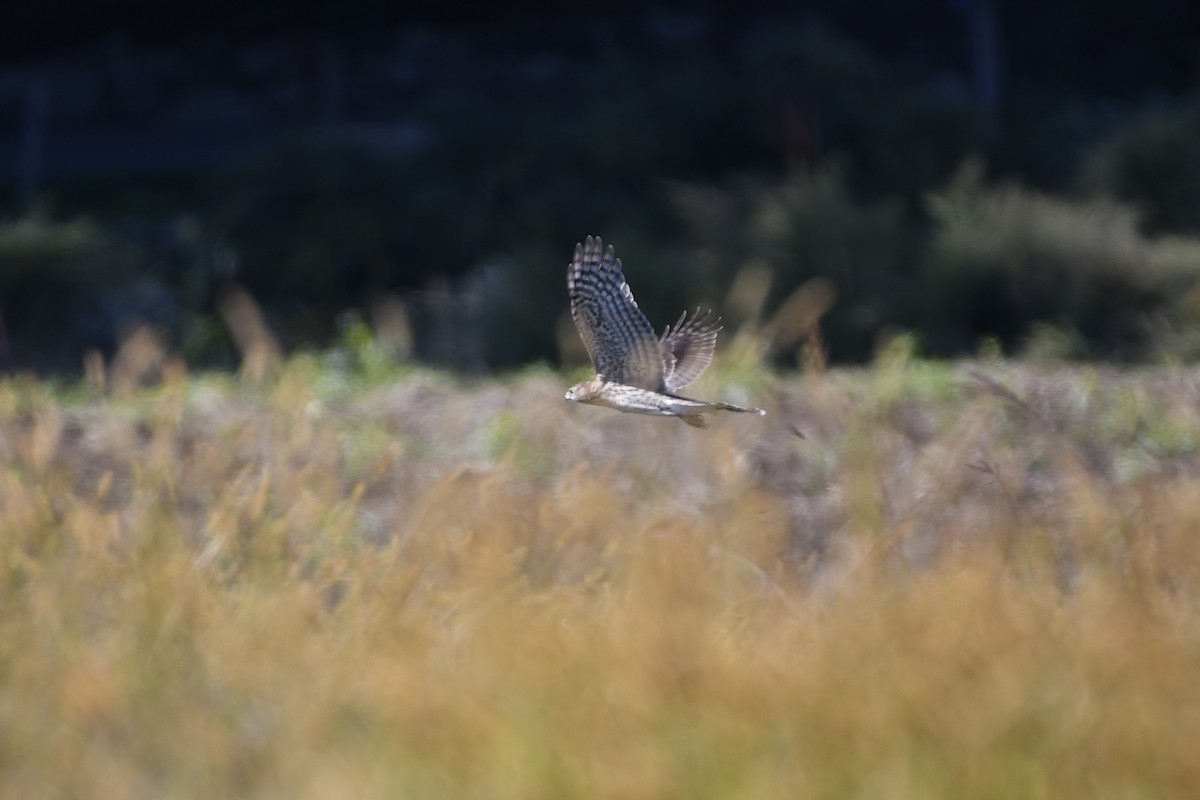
[6,13,1200,371]
[3,339,1200,797]
[11,156,1200,371]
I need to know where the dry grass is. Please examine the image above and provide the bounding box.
[3,353,1200,798]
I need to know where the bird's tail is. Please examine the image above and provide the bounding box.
[712,401,767,416]
[678,400,766,427]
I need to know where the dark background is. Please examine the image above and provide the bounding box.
[2,0,1198,372]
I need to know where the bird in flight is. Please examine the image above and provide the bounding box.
[564,235,766,427]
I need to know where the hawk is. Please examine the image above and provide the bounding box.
[564,235,766,428]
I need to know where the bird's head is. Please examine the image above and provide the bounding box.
[565,377,604,404]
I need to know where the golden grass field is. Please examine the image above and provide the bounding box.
[3,342,1200,797]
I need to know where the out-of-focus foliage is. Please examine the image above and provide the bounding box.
[0,210,232,369]
[659,164,1200,363]
[672,167,912,361]
[11,159,1200,371]
[1079,105,1200,235]
[923,164,1200,360]
[0,213,114,279]
[3,8,1200,372]
[4,354,1200,795]
[0,213,138,367]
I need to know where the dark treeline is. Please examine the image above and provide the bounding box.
[1,1,1199,372]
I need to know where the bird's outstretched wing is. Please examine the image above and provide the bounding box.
[567,235,663,389]
[660,309,721,391]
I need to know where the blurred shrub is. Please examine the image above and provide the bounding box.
[922,164,1200,359]
[0,212,115,281]
[739,20,979,197]
[218,140,464,306]
[1142,237,1200,360]
[0,210,246,370]
[668,162,1200,366]
[0,212,135,367]
[673,166,913,362]
[10,11,1200,372]
[205,17,981,370]
[1079,106,1200,235]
